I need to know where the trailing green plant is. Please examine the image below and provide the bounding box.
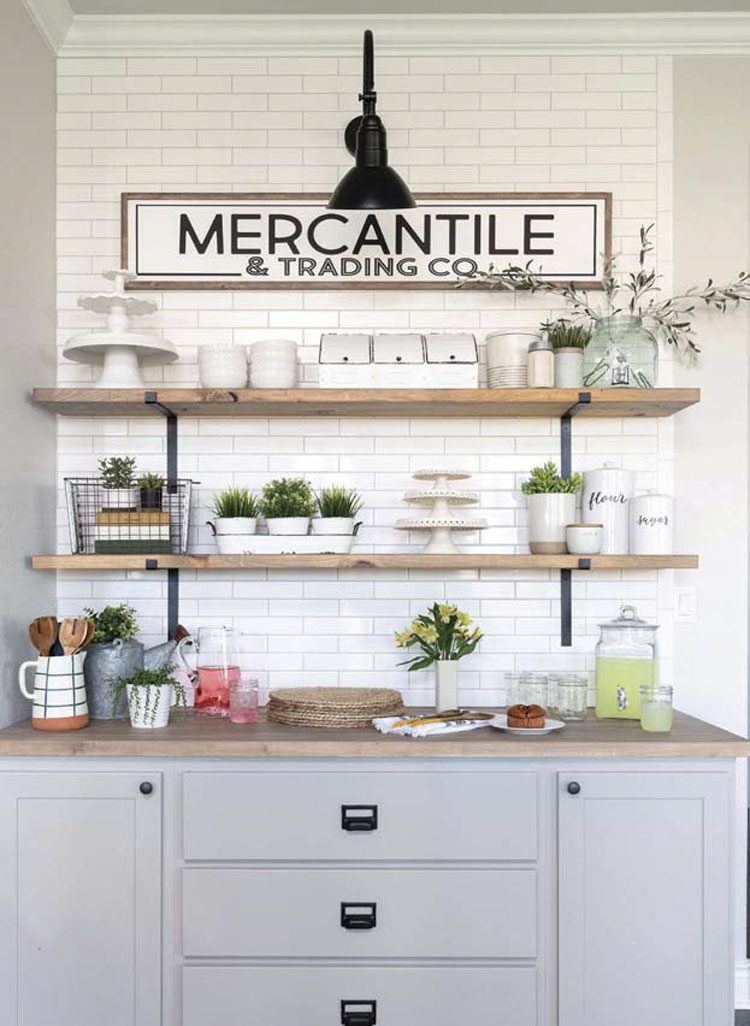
[83,603,139,644]
[109,663,186,725]
[137,472,165,490]
[395,603,482,671]
[315,485,364,519]
[456,223,750,362]
[212,487,260,519]
[521,461,582,495]
[98,456,136,489]
[542,319,591,351]
[260,477,315,519]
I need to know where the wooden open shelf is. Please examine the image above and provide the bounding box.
[32,387,700,419]
[31,554,700,571]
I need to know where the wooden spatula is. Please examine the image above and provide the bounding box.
[28,617,59,657]
[79,620,96,652]
[58,618,89,657]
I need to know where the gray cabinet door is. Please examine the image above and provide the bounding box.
[558,770,732,1026]
[0,771,162,1026]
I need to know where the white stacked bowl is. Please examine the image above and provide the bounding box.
[485,331,540,389]
[249,339,298,389]
[198,344,248,388]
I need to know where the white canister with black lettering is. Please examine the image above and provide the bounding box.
[581,462,634,554]
[630,490,675,554]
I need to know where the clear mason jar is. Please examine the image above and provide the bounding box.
[549,673,589,721]
[639,684,673,733]
[583,315,658,389]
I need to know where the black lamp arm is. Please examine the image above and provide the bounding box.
[359,29,376,113]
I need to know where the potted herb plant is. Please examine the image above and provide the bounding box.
[313,485,364,536]
[210,488,259,536]
[543,319,591,388]
[260,477,315,535]
[395,602,482,710]
[110,664,186,729]
[138,472,165,511]
[82,603,140,718]
[98,456,137,510]
[521,461,583,554]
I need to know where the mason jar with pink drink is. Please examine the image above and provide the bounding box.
[177,626,240,716]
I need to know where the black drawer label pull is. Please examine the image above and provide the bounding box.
[340,902,377,930]
[341,1000,377,1026]
[341,804,378,832]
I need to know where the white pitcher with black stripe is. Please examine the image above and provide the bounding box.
[18,654,89,731]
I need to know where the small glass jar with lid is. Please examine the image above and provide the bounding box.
[527,337,554,387]
[594,605,658,720]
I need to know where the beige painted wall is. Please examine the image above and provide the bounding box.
[0,0,56,725]
[674,54,750,973]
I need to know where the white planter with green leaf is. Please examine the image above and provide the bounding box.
[522,462,582,555]
[260,477,314,536]
[312,485,364,536]
[208,488,259,546]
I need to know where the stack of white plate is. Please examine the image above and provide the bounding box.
[486,331,539,389]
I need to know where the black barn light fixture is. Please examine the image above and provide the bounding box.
[328,29,416,210]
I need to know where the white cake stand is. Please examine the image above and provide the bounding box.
[396,469,487,554]
[63,269,178,388]
[395,517,488,554]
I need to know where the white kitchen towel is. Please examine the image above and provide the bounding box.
[372,715,491,738]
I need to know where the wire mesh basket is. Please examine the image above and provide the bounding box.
[64,477,193,555]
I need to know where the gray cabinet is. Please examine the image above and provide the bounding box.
[558,770,732,1026]
[0,771,162,1026]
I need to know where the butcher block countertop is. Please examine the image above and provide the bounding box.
[0,710,747,758]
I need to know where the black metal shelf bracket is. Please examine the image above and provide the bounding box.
[559,394,592,646]
[144,392,180,640]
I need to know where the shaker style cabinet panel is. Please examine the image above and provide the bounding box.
[0,772,162,1026]
[182,769,538,862]
[181,965,537,1026]
[558,771,732,1026]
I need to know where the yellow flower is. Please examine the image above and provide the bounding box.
[458,610,472,626]
[394,629,413,647]
[437,602,458,623]
[413,622,438,644]
[470,627,482,641]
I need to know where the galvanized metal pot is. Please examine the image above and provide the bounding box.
[84,639,144,719]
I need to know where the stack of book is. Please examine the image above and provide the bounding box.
[94,510,171,554]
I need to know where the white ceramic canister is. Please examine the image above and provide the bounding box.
[198,344,248,388]
[554,348,584,388]
[630,489,674,554]
[485,332,538,388]
[249,339,298,388]
[581,462,634,554]
[527,338,554,387]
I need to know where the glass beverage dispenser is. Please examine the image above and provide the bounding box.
[595,605,657,719]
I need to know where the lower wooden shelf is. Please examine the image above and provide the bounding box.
[31,553,700,571]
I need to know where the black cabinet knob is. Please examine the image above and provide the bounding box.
[139,781,154,796]
[567,781,581,795]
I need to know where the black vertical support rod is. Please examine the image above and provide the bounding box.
[145,392,180,639]
[559,393,592,646]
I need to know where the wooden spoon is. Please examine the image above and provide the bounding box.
[58,618,89,657]
[78,620,96,652]
[28,617,59,657]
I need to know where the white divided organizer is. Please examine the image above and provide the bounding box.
[318,333,478,388]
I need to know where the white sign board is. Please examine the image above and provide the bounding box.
[122,192,611,290]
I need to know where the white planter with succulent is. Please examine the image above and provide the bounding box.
[110,665,186,730]
[312,485,364,536]
[545,320,591,388]
[395,603,482,711]
[206,488,260,554]
[260,477,315,536]
[522,462,583,555]
[98,456,138,510]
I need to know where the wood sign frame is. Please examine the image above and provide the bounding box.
[121,191,612,291]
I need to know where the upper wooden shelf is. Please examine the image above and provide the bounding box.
[32,554,700,572]
[32,387,701,419]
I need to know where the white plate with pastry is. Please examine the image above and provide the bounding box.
[489,713,566,736]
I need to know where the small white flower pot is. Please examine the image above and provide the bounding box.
[214,517,257,536]
[311,517,355,536]
[565,523,603,555]
[528,493,577,554]
[554,348,584,388]
[127,683,172,729]
[102,486,138,510]
[266,517,311,536]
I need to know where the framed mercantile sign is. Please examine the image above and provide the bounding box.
[121,191,612,291]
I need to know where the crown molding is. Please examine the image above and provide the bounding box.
[22,0,73,53]
[25,9,750,57]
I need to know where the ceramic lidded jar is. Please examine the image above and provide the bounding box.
[630,490,675,554]
[581,463,634,554]
[583,315,658,389]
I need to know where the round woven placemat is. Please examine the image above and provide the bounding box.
[268,687,404,728]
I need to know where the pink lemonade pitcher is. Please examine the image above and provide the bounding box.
[177,627,239,717]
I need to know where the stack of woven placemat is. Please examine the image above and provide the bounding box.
[267,687,404,728]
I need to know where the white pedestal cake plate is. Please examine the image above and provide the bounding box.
[396,469,487,554]
[63,269,177,388]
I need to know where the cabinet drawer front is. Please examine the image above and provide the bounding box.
[182,965,536,1026]
[182,867,536,959]
[182,769,537,861]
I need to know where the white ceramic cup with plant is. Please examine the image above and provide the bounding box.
[395,602,482,711]
[312,485,364,536]
[522,461,583,555]
[259,477,315,535]
[110,664,186,730]
[544,319,591,388]
[210,487,259,536]
[98,456,138,510]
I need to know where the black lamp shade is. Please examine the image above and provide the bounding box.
[328,164,416,210]
[328,31,415,211]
